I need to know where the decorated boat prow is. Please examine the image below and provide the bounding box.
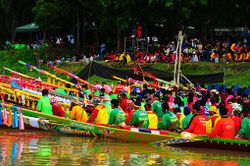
[153,135,250,152]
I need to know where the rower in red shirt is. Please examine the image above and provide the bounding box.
[208,106,235,139]
[230,109,242,134]
[120,92,133,113]
[125,101,137,125]
[113,81,124,94]
[184,103,207,136]
[50,97,65,117]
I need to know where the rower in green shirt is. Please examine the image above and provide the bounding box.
[129,104,149,128]
[182,106,193,129]
[82,85,91,95]
[37,89,52,115]
[152,95,164,119]
[108,99,126,126]
[159,102,178,131]
[103,96,112,117]
[235,109,250,139]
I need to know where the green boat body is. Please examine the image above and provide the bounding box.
[3,106,249,151]
[21,109,179,143]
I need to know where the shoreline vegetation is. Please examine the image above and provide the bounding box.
[1,50,250,87]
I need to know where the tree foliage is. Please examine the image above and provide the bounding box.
[0,0,249,48]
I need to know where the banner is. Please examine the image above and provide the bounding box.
[73,62,224,84]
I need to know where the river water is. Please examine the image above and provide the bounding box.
[0,128,249,166]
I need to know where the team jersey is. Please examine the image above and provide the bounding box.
[182,114,193,129]
[120,97,133,113]
[125,109,136,125]
[160,111,178,130]
[238,117,250,139]
[70,105,88,122]
[37,96,52,115]
[208,117,235,139]
[184,114,207,136]
[108,108,126,125]
[147,111,158,129]
[103,102,112,117]
[110,94,118,99]
[129,110,149,128]
[230,115,242,134]
[52,103,65,117]
[176,113,185,129]
[87,105,108,125]
[113,85,124,94]
[152,101,164,119]
[211,115,221,128]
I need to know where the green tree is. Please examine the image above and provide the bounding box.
[32,0,60,41]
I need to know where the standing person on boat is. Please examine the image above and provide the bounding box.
[184,103,207,136]
[235,108,250,140]
[159,103,178,131]
[70,100,88,122]
[152,95,164,119]
[182,106,193,129]
[129,103,149,128]
[208,106,235,139]
[108,99,126,127]
[37,89,52,115]
[87,98,109,125]
[50,97,65,117]
[145,102,158,129]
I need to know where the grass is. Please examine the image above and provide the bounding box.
[1,50,250,87]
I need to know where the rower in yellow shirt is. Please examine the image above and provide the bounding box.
[145,103,158,129]
[70,100,88,122]
[87,98,109,125]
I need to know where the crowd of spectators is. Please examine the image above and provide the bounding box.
[1,30,250,65]
[104,36,250,64]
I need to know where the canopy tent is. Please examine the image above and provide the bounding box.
[15,23,39,33]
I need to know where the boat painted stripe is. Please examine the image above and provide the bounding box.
[138,128,151,133]
[151,130,160,135]
[130,128,139,132]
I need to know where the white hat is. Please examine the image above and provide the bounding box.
[210,89,219,94]
[103,95,111,101]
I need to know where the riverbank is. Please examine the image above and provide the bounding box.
[1,50,250,86]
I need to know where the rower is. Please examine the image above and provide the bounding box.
[37,89,52,115]
[129,103,149,128]
[87,98,109,125]
[145,102,158,130]
[152,94,164,119]
[159,103,178,131]
[108,99,126,127]
[184,103,207,136]
[50,97,65,117]
[208,106,234,139]
[70,100,88,122]
[235,108,250,140]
